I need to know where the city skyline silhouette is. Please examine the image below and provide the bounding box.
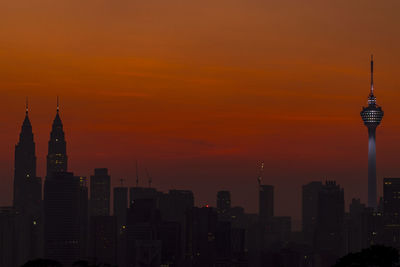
[2,1,400,266]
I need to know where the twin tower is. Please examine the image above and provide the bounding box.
[13,100,68,214]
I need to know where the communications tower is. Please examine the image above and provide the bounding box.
[360,56,384,208]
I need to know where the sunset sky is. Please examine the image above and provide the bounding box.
[1,0,400,227]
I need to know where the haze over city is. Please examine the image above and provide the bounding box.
[2,0,400,227]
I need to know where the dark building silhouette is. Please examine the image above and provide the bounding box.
[13,104,41,215]
[126,198,162,267]
[46,103,67,178]
[159,189,194,222]
[129,186,160,207]
[159,190,194,264]
[302,181,323,244]
[114,186,128,267]
[265,216,292,248]
[0,207,19,267]
[383,178,400,224]
[89,216,117,265]
[114,186,128,232]
[159,221,181,266]
[44,172,83,265]
[315,181,345,263]
[383,178,400,249]
[259,185,274,222]
[185,207,218,266]
[78,176,89,260]
[13,105,43,265]
[90,168,111,216]
[345,199,383,254]
[217,190,231,215]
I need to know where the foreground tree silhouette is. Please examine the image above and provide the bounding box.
[72,261,116,267]
[21,259,62,267]
[334,245,400,267]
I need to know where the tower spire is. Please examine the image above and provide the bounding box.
[26,97,29,115]
[371,55,374,95]
[57,96,59,113]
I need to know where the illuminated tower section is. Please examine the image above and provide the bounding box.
[361,56,384,208]
[46,99,68,178]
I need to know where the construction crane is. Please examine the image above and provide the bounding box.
[257,161,264,187]
[145,168,152,188]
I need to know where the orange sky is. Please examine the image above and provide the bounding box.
[1,0,400,227]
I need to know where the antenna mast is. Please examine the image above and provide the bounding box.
[257,161,264,187]
[57,96,60,113]
[26,97,29,114]
[145,168,152,188]
[371,54,374,94]
[135,160,139,187]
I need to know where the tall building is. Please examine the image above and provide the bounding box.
[126,199,162,266]
[129,186,160,207]
[383,178,400,248]
[114,186,128,233]
[383,178,400,222]
[13,104,42,265]
[361,56,384,208]
[114,186,128,267]
[46,101,67,178]
[159,190,194,264]
[217,191,231,215]
[259,185,274,222]
[89,216,117,265]
[44,172,82,265]
[90,168,111,216]
[185,207,219,266]
[302,181,323,243]
[315,181,345,261]
[0,207,18,267]
[159,190,194,222]
[78,176,89,260]
[13,103,41,213]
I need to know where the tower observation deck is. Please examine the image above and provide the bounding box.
[360,56,384,209]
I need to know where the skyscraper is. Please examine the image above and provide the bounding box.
[90,168,111,216]
[13,103,41,214]
[383,178,400,248]
[13,103,43,265]
[217,191,231,215]
[44,172,82,265]
[361,56,384,208]
[114,186,128,267]
[302,181,323,243]
[114,186,128,234]
[259,185,274,222]
[315,181,345,260]
[46,100,68,178]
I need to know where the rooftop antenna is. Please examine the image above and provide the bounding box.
[135,160,139,187]
[25,97,29,115]
[145,168,152,188]
[370,54,374,95]
[257,161,264,187]
[120,178,125,187]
